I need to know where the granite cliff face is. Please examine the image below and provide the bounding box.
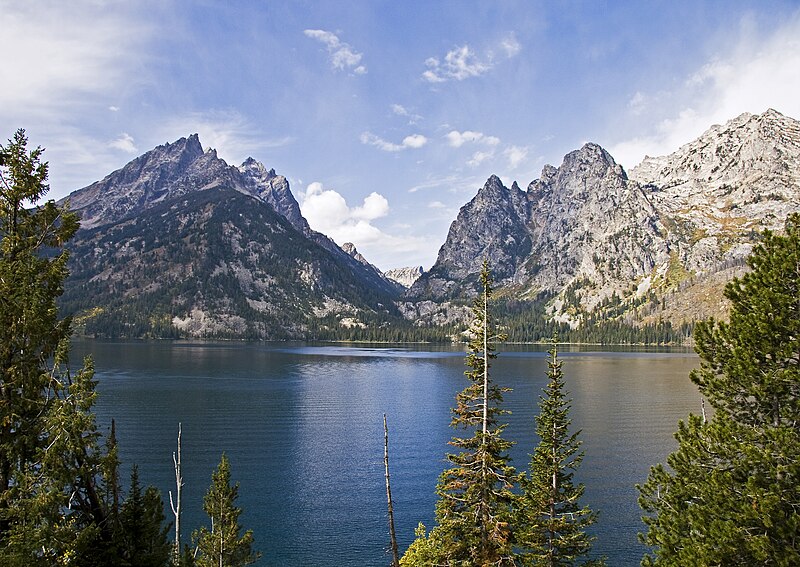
[630,109,800,273]
[409,109,800,328]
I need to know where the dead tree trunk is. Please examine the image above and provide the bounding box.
[384,414,400,567]
[169,423,183,565]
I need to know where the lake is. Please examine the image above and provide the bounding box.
[72,340,702,566]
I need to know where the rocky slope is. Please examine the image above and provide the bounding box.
[384,266,424,289]
[59,135,401,337]
[630,109,800,273]
[409,109,800,329]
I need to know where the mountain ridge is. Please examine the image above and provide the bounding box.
[58,108,800,340]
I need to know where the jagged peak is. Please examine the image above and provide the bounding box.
[565,142,617,167]
[239,157,280,181]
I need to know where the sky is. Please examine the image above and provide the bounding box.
[2,0,800,271]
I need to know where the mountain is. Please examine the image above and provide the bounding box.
[58,109,800,341]
[60,135,401,338]
[384,266,424,289]
[409,109,800,331]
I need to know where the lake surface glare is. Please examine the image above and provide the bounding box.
[75,340,701,566]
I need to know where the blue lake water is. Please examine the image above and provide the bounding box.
[73,340,701,566]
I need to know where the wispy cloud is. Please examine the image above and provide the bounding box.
[610,13,800,169]
[391,104,423,124]
[159,109,293,165]
[360,132,428,152]
[0,4,152,114]
[504,145,529,169]
[0,3,153,196]
[304,29,366,74]
[467,150,495,167]
[422,34,520,83]
[109,133,138,153]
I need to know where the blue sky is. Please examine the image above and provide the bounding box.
[3,1,800,270]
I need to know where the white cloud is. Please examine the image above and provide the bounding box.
[504,145,529,169]
[422,35,520,83]
[428,201,446,209]
[499,33,521,58]
[360,132,428,152]
[298,182,429,269]
[391,104,423,124]
[0,4,151,114]
[610,13,800,169]
[0,3,153,197]
[353,192,390,220]
[402,134,428,149]
[304,29,366,74]
[109,133,137,153]
[423,46,489,82]
[468,150,495,167]
[392,104,409,116]
[445,130,500,148]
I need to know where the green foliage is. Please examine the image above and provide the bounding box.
[639,214,800,565]
[193,454,259,567]
[516,338,602,566]
[0,129,115,564]
[403,261,517,566]
[114,466,172,567]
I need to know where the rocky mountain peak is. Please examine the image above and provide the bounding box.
[407,174,532,299]
[238,158,309,234]
[64,134,208,228]
[384,266,424,289]
[341,242,367,263]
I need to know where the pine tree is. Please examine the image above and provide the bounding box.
[516,338,601,566]
[639,214,800,565]
[115,466,172,567]
[0,129,115,564]
[193,454,259,567]
[402,261,517,566]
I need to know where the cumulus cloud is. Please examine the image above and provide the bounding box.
[360,132,428,152]
[298,182,429,269]
[109,132,137,153]
[422,34,520,83]
[304,29,366,74]
[610,13,800,169]
[445,130,500,148]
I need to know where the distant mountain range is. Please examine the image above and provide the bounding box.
[59,109,800,341]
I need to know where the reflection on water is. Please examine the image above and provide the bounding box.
[74,340,700,566]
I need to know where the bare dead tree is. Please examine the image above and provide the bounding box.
[169,423,183,565]
[384,414,400,567]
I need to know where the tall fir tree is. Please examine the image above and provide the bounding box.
[115,465,172,567]
[193,454,259,567]
[516,338,601,566]
[402,261,517,566]
[639,213,800,565]
[0,129,116,564]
